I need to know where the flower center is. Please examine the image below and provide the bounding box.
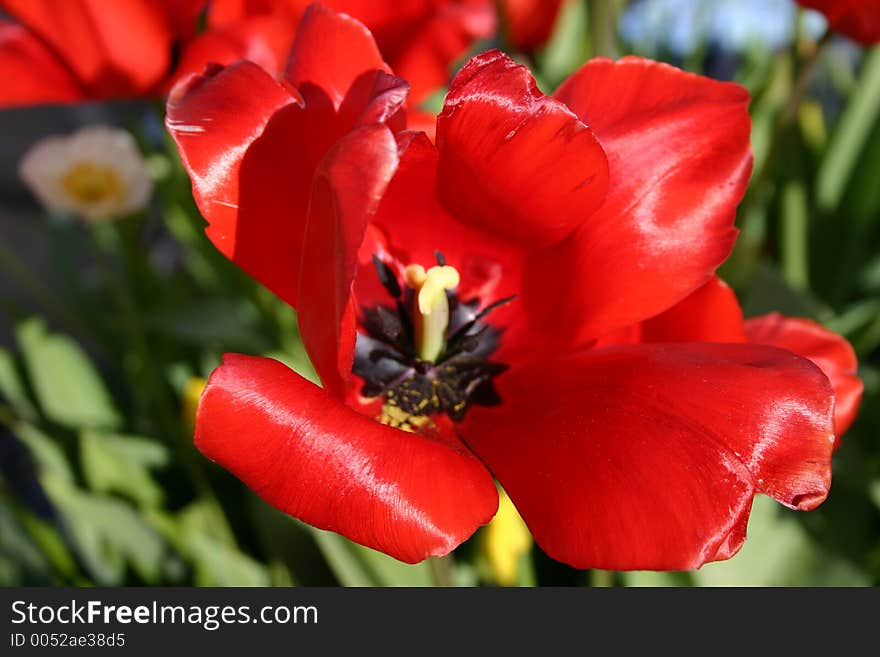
[61,162,124,204]
[354,251,512,431]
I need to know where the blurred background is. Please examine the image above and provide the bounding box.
[1,0,878,586]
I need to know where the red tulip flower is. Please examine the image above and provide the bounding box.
[0,0,208,106]
[797,0,880,46]
[175,41,841,570]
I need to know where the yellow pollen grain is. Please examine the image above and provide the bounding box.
[61,161,124,204]
[378,403,432,434]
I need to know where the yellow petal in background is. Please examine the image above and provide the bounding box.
[483,490,532,586]
[182,376,207,432]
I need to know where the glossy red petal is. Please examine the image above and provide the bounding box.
[526,57,752,345]
[435,50,609,248]
[166,61,307,308]
[641,276,747,343]
[499,0,565,51]
[797,0,880,46]
[1,0,172,97]
[745,313,863,442]
[298,126,400,399]
[0,21,83,106]
[285,3,390,109]
[462,343,834,570]
[170,15,297,86]
[196,354,498,563]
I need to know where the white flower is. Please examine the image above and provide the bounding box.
[19,125,153,222]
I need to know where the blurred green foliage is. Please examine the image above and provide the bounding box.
[0,2,878,586]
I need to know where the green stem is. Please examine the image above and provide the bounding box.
[590,569,615,587]
[781,181,810,291]
[429,555,455,587]
[587,0,618,59]
[89,223,237,548]
[0,239,91,337]
[740,29,832,218]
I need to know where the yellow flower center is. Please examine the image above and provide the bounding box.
[61,162,124,204]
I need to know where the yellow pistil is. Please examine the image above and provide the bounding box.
[404,263,460,362]
[61,161,124,204]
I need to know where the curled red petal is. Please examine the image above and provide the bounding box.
[797,0,880,46]
[166,61,305,308]
[1,0,172,98]
[641,276,747,343]
[0,21,83,106]
[298,125,400,399]
[462,343,834,570]
[436,49,609,248]
[745,313,863,442]
[285,3,390,109]
[196,354,498,563]
[526,57,752,344]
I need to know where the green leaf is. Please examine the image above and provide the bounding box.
[16,318,121,430]
[79,431,169,508]
[0,347,37,421]
[739,262,827,319]
[693,496,870,586]
[13,422,75,484]
[41,473,166,585]
[308,526,433,586]
[173,502,271,586]
[0,496,51,583]
[817,47,880,212]
[622,570,693,587]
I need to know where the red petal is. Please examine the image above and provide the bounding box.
[156,0,208,39]
[166,61,306,308]
[498,0,564,51]
[745,313,863,442]
[435,50,609,248]
[298,126,400,398]
[0,0,173,97]
[797,0,880,46]
[368,131,524,306]
[641,276,747,343]
[170,15,297,86]
[285,3,390,109]
[381,0,496,105]
[196,354,498,563]
[462,343,834,570]
[526,57,752,344]
[0,21,83,106]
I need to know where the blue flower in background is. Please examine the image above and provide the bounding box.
[621,0,827,56]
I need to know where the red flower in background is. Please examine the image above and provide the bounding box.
[498,0,566,51]
[0,0,207,106]
[208,0,495,112]
[173,26,845,569]
[797,0,880,46]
